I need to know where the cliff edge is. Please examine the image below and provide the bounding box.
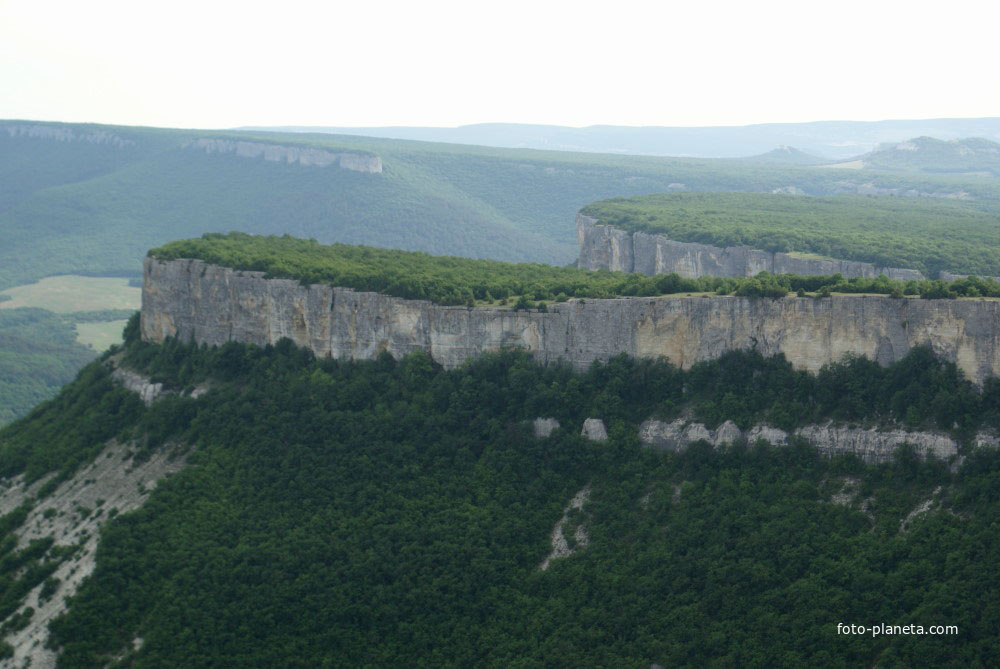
[142,257,1000,385]
[576,213,926,281]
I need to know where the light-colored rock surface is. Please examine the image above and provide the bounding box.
[580,418,608,442]
[108,357,207,406]
[578,214,925,281]
[533,418,560,438]
[746,425,789,446]
[184,138,382,173]
[539,485,591,570]
[940,271,1000,283]
[639,419,961,463]
[4,123,135,148]
[0,440,189,669]
[899,486,942,533]
[111,366,167,406]
[142,258,1000,386]
[974,431,1000,448]
[795,424,957,462]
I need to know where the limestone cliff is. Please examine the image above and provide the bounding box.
[4,123,135,148]
[577,214,926,281]
[184,138,383,173]
[638,418,966,463]
[142,258,1000,385]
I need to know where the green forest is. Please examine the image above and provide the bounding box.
[150,232,1000,305]
[0,323,996,666]
[0,308,108,425]
[582,192,1000,277]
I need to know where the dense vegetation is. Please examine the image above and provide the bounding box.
[0,309,107,426]
[861,137,1000,176]
[0,327,996,665]
[5,120,1000,292]
[150,232,1000,306]
[582,192,1000,277]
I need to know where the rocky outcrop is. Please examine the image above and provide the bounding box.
[581,419,608,442]
[577,214,925,281]
[639,418,962,463]
[940,271,1000,283]
[4,123,135,148]
[142,258,1000,386]
[184,138,383,173]
[111,367,167,406]
[0,439,188,668]
[533,418,560,438]
[108,355,208,406]
[539,485,591,570]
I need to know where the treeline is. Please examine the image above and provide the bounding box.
[149,232,1000,306]
[0,334,990,666]
[582,192,1000,278]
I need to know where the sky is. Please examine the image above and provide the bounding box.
[1,0,998,130]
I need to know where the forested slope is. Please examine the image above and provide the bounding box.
[5,120,1000,291]
[0,325,996,666]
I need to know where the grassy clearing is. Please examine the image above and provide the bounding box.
[75,320,129,351]
[0,276,140,313]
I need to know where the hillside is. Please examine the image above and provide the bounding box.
[6,120,1000,293]
[581,192,1000,278]
[0,322,997,665]
[855,136,1000,176]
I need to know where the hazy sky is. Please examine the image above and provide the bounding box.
[2,0,997,129]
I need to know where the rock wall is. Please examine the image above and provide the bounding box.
[142,258,1000,385]
[184,138,383,173]
[577,213,926,281]
[940,271,1000,283]
[638,418,965,463]
[4,123,135,148]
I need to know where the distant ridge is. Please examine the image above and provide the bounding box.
[238,118,1000,160]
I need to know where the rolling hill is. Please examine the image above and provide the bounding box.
[854,136,1000,176]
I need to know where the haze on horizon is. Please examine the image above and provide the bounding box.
[1,0,998,131]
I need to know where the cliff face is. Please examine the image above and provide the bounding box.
[577,214,926,281]
[639,418,963,463]
[4,123,135,148]
[142,258,1000,385]
[184,138,383,173]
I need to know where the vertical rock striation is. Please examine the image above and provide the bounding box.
[577,213,926,281]
[142,258,1000,385]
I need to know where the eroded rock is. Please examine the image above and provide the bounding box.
[581,418,608,442]
[142,258,1000,386]
[533,417,560,438]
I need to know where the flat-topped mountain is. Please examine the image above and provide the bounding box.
[0,231,997,665]
[579,192,1000,278]
[142,234,1000,385]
